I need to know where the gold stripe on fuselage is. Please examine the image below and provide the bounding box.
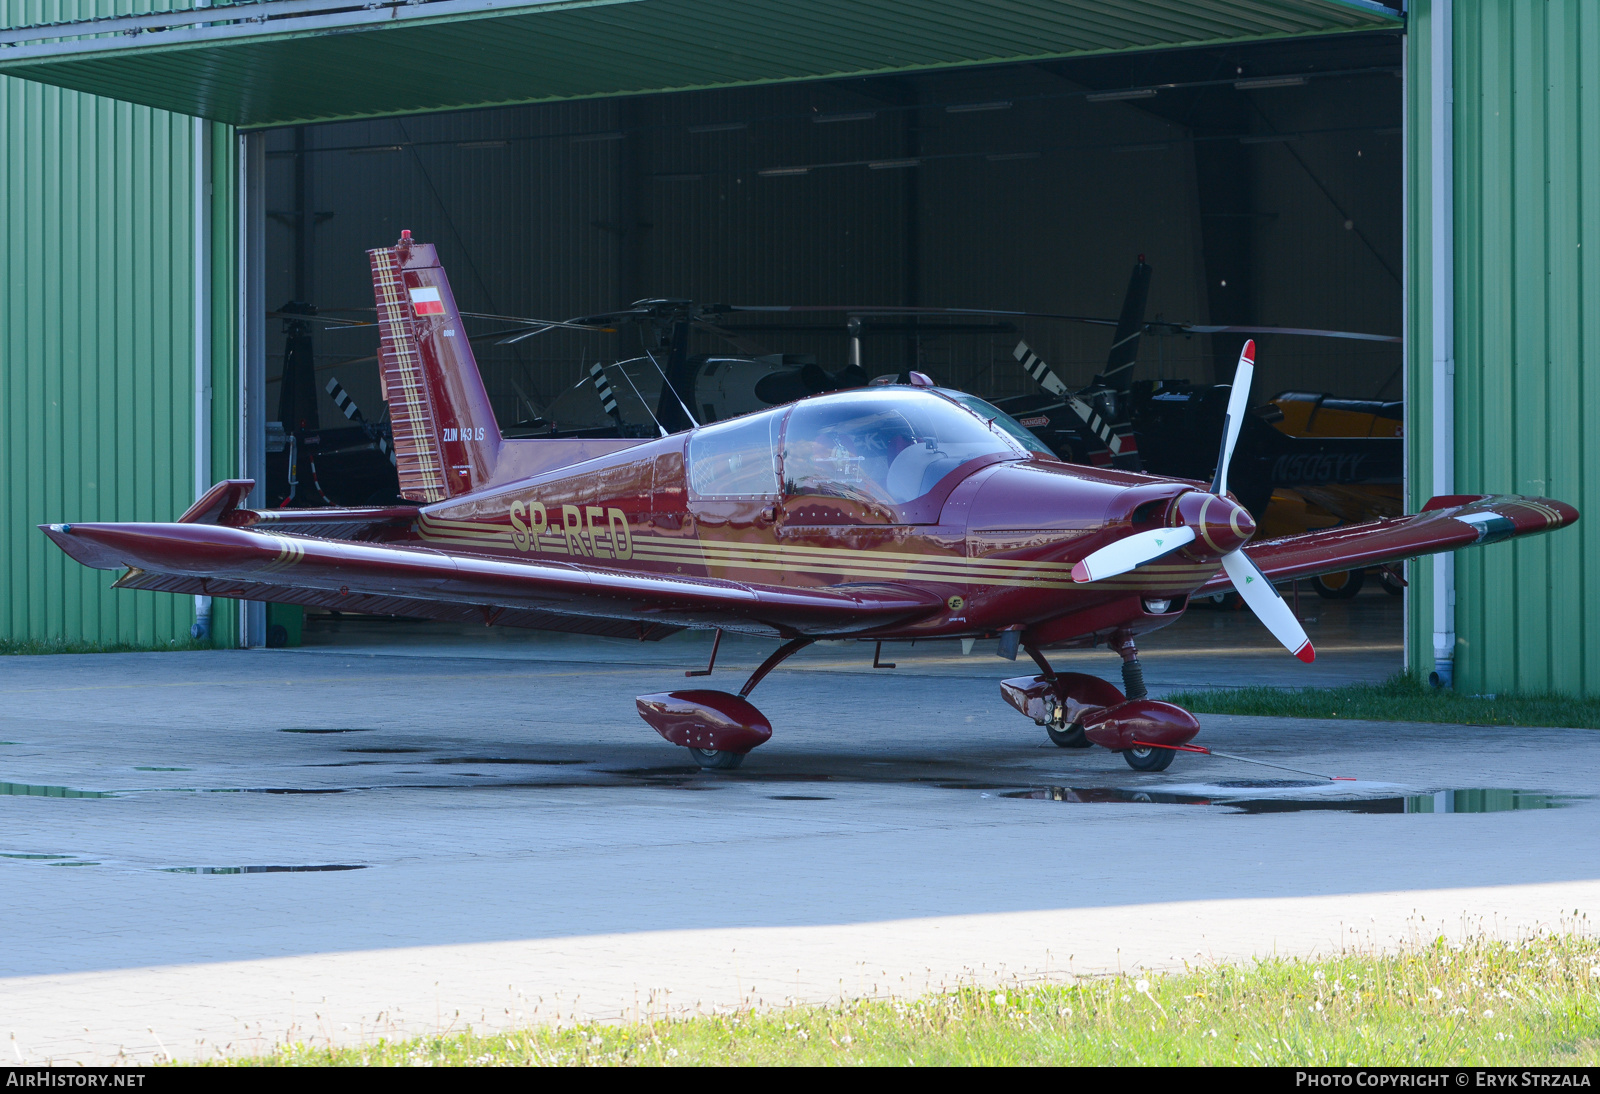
[413,519,1209,590]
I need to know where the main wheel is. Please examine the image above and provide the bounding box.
[1311,569,1364,599]
[1046,723,1091,749]
[1122,745,1176,772]
[688,747,745,770]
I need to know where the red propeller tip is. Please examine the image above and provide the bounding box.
[1241,338,1256,364]
[1294,641,1316,664]
[1071,561,1092,583]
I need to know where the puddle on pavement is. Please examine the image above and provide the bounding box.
[0,782,114,798]
[428,757,589,766]
[0,757,1580,817]
[280,728,374,734]
[1002,784,1582,815]
[163,864,368,874]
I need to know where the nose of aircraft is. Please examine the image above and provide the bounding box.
[1172,490,1256,558]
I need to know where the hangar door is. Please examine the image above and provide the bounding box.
[1,0,1409,650]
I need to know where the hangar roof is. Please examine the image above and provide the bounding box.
[0,0,1401,127]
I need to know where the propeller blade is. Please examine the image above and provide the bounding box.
[1221,549,1315,662]
[1209,339,1256,498]
[1071,525,1195,583]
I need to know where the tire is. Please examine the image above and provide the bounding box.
[1311,569,1364,600]
[688,747,745,770]
[1122,744,1176,772]
[1046,723,1091,749]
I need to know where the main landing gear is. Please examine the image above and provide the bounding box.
[1000,634,1200,773]
[635,636,814,770]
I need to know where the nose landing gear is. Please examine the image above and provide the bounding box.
[1001,635,1199,772]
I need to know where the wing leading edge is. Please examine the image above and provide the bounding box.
[39,521,943,639]
[1196,494,1578,594]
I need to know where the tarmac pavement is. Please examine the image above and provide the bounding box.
[4,593,1597,1064]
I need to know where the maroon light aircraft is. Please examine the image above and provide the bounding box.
[43,234,1579,772]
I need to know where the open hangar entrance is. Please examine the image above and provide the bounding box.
[256,31,1404,649]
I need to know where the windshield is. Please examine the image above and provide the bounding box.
[943,391,1058,457]
[781,389,1017,507]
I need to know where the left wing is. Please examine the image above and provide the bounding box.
[40,520,942,638]
[1195,494,1578,593]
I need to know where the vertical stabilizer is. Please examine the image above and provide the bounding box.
[369,232,501,502]
[1100,256,1152,394]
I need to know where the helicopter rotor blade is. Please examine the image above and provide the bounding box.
[1149,322,1400,343]
[1012,341,1127,458]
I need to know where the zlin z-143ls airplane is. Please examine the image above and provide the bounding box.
[43,233,1579,772]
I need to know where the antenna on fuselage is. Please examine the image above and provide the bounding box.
[604,357,671,439]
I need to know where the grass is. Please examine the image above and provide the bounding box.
[226,934,1600,1066]
[1166,672,1600,730]
[0,636,209,656]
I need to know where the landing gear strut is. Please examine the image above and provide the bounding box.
[1110,637,1173,771]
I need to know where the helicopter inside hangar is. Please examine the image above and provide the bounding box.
[259,30,1402,639]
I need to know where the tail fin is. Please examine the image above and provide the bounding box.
[368,232,501,502]
[1100,255,1151,394]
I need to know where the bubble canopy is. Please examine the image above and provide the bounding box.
[687,387,1053,513]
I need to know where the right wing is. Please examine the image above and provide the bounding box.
[1194,494,1578,593]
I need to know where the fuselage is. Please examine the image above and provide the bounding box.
[383,387,1239,647]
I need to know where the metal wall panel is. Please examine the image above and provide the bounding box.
[0,0,1402,128]
[1406,0,1598,695]
[0,7,237,645]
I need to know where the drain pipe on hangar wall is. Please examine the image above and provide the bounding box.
[191,96,214,643]
[1429,0,1456,688]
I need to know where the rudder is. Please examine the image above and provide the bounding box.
[369,231,501,502]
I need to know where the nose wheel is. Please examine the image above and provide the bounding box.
[1121,744,1176,772]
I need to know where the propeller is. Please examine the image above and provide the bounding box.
[1070,339,1315,664]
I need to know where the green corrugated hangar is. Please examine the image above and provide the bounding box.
[0,0,1593,696]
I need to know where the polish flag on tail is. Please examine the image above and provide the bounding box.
[408,286,445,315]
